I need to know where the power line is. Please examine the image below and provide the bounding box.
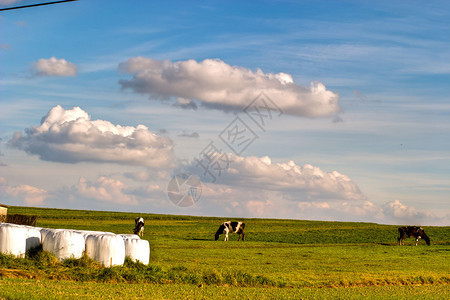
[0,0,79,12]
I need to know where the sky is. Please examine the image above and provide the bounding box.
[0,0,449,225]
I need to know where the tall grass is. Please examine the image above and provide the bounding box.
[0,249,285,287]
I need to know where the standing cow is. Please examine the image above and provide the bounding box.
[134,217,145,237]
[398,226,430,246]
[215,221,245,241]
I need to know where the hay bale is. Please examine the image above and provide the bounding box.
[122,236,150,265]
[6,214,37,226]
[0,204,8,223]
[85,234,125,267]
[0,223,26,257]
[41,229,85,261]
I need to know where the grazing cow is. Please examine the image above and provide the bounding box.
[398,226,430,246]
[133,217,144,237]
[215,221,245,241]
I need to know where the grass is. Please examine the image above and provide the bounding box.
[0,278,449,300]
[0,249,286,287]
[0,205,449,299]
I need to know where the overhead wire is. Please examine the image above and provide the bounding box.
[0,0,78,12]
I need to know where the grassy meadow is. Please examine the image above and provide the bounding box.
[0,206,449,299]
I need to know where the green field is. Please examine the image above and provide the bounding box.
[0,206,449,299]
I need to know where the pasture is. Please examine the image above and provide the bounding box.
[0,206,449,299]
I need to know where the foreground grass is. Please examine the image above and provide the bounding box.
[0,278,449,300]
[1,206,449,298]
[0,250,285,287]
[1,244,448,288]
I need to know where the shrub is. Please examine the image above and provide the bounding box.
[123,256,146,271]
[63,254,100,269]
[30,249,61,269]
[203,269,223,285]
[97,267,126,283]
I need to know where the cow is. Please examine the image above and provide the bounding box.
[215,221,245,241]
[398,226,430,246]
[133,217,144,237]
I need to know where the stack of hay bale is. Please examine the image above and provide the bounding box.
[0,223,150,267]
[0,204,7,223]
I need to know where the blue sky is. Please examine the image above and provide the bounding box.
[1,0,449,225]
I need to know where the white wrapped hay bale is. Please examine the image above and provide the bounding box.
[41,229,85,261]
[85,234,125,267]
[122,236,150,265]
[24,226,41,251]
[0,223,26,257]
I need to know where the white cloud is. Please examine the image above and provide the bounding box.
[118,57,340,117]
[73,176,137,205]
[33,57,77,77]
[295,200,385,222]
[124,169,169,182]
[9,105,176,168]
[190,154,365,201]
[381,200,436,225]
[193,182,447,225]
[0,177,48,205]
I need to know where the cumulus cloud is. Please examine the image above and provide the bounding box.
[190,154,365,201]
[381,200,437,225]
[0,177,48,205]
[195,182,447,225]
[33,57,77,77]
[118,57,340,117]
[181,154,447,225]
[9,105,176,168]
[73,176,137,205]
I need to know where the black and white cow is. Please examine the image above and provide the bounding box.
[398,226,430,246]
[134,217,145,237]
[215,221,245,241]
